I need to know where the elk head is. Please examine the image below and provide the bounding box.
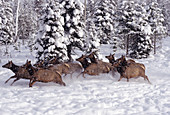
[2,61,13,69]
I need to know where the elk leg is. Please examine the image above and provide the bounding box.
[76,72,83,78]
[11,78,20,85]
[111,70,115,77]
[55,76,66,86]
[57,81,66,86]
[29,80,36,87]
[29,77,36,87]
[118,76,123,81]
[82,72,86,78]
[5,75,16,84]
[70,72,73,79]
[144,75,152,84]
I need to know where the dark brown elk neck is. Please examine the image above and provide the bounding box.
[89,55,97,63]
[106,55,116,65]
[120,58,127,67]
[26,65,38,76]
[10,64,20,73]
[116,65,126,76]
[79,59,90,69]
[107,58,115,64]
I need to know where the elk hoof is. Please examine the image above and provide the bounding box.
[62,82,66,86]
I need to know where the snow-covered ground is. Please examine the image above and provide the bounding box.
[0,38,170,115]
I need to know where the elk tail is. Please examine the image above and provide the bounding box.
[55,71,62,77]
[64,63,70,69]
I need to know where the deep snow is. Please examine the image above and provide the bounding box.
[0,37,170,115]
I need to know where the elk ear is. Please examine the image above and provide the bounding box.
[9,60,13,66]
[112,54,115,57]
[81,54,84,58]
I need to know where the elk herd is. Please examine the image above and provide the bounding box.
[2,50,151,87]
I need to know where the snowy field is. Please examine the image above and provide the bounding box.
[0,37,170,115]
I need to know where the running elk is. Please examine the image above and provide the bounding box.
[23,60,66,87]
[114,56,151,84]
[29,69,66,87]
[76,54,114,78]
[2,60,32,85]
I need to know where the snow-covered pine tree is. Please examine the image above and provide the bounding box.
[60,0,86,61]
[17,0,37,40]
[117,1,153,59]
[146,1,167,39]
[93,0,116,45]
[86,19,100,52]
[35,1,68,63]
[116,0,134,49]
[159,0,170,34]
[0,0,15,44]
[85,0,100,52]
[34,0,48,18]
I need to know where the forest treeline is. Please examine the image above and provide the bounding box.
[0,0,169,62]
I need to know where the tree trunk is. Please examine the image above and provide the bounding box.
[15,0,20,42]
[67,44,73,62]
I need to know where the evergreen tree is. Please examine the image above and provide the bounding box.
[86,0,100,52]
[86,20,100,52]
[159,0,170,34]
[93,0,116,44]
[0,0,15,44]
[117,1,153,59]
[60,0,86,60]
[146,1,167,38]
[17,0,37,40]
[35,1,68,62]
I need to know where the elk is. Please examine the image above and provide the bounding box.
[2,60,32,85]
[23,60,66,87]
[29,69,66,87]
[76,55,114,78]
[114,56,151,84]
